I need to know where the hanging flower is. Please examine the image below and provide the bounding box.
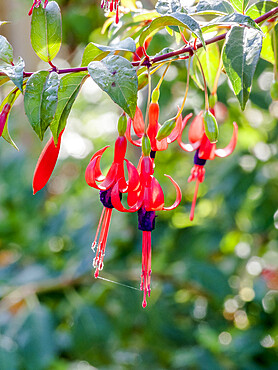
[126,103,192,153]
[85,135,140,278]
[111,155,181,307]
[178,110,238,220]
[28,0,48,16]
[101,0,120,24]
[33,129,64,194]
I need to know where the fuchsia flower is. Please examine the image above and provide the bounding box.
[101,0,120,24]
[85,135,140,278]
[178,110,238,221]
[28,0,48,15]
[126,102,193,152]
[111,155,181,307]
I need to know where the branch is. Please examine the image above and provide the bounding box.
[23,6,278,77]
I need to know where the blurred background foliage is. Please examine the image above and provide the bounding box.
[1,0,278,369]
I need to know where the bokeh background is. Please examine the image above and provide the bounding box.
[1,0,278,369]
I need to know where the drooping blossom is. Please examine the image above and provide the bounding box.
[126,102,192,153]
[85,135,140,278]
[178,110,238,220]
[28,0,48,16]
[101,0,120,24]
[111,155,181,307]
[33,129,64,194]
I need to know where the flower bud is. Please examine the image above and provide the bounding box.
[209,93,217,108]
[138,73,148,91]
[203,110,218,143]
[156,118,176,141]
[117,113,127,136]
[271,81,278,101]
[142,134,151,156]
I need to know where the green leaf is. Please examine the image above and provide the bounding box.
[155,0,189,15]
[195,43,220,92]
[139,12,205,48]
[88,55,138,118]
[16,306,56,370]
[0,337,19,370]
[0,57,25,92]
[31,1,62,62]
[187,261,231,301]
[245,1,278,20]
[24,71,59,140]
[50,72,87,144]
[203,13,262,33]
[230,0,250,13]
[260,25,274,64]
[0,35,13,64]
[223,26,263,110]
[196,0,234,15]
[0,74,10,87]
[1,87,22,149]
[81,38,136,67]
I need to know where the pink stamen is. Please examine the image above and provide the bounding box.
[91,207,106,251]
[141,231,152,308]
[93,207,113,278]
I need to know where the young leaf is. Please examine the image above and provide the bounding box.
[223,26,262,110]
[203,13,262,33]
[31,1,62,63]
[81,38,136,67]
[260,25,274,64]
[88,55,138,118]
[50,72,87,144]
[246,1,278,20]
[230,0,250,13]
[1,87,21,150]
[195,43,220,92]
[0,57,25,92]
[0,36,13,64]
[139,13,205,48]
[24,71,59,140]
[196,0,234,15]
[0,74,10,87]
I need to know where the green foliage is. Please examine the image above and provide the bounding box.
[50,72,87,144]
[0,36,13,64]
[31,1,62,63]
[24,71,59,140]
[88,55,138,118]
[0,57,24,92]
[223,26,263,110]
[139,12,205,47]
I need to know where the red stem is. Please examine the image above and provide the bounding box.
[23,6,278,77]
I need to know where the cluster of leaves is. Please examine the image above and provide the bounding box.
[0,0,277,148]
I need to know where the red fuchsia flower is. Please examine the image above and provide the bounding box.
[85,135,140,278]
[33,129,64,194]
[111,155,181,307]
[126,102,193,153]
[178,110,238,221]
[28,0,48,16]
[0,103,11,137]
[101,0,120,23]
